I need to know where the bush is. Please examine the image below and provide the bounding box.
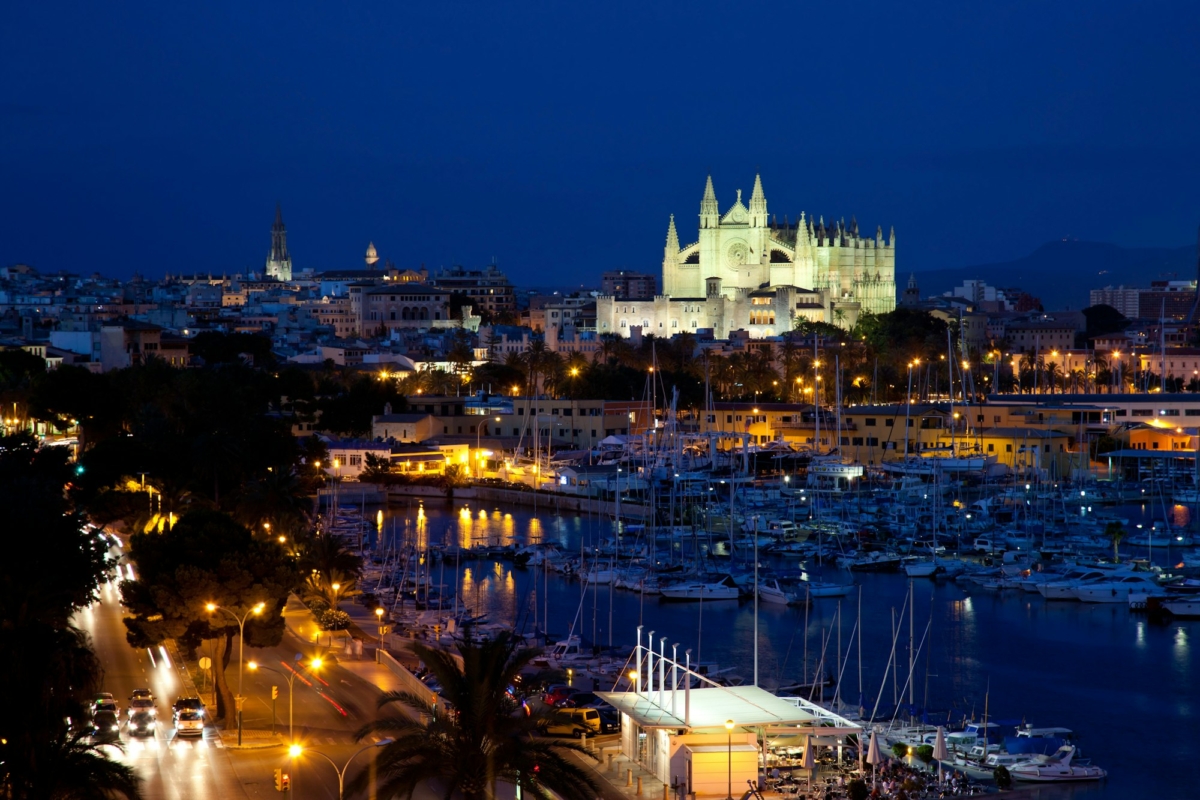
[915,744,934,764]
[994,765,1013,790]
[318,609,351,631]
[308,597,330,615]
[892,742,909,759]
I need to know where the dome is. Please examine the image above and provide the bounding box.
[365,242,379,266]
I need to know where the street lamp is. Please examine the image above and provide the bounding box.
[248,657,323,741]
[375,606,387,661]
[206,601,266,746]
[475,416,501,479]
[331,583,342,610]
[289,739,394,800]
[725,719,735,800]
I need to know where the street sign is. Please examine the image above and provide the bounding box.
[198,657,212,670]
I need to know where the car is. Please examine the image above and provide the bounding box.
[597,707,621,733]
[128,690,156,716]
[172,696,204,714]
[541,685,573,706]
[92,693,118,715]
[89,710,122,743]
[129,710,157,737]
[173,708,205,736]
[544,708,601,738]
[556,691,604,709]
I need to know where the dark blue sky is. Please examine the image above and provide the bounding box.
[3,1,1199,286]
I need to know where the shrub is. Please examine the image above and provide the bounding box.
[308,597,330,615]
[318,608,351,631]
[915,744,934,764]
[891,742,909,759]
[994,765,1013,790]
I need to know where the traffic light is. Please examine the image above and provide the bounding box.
[274,769,283,791]
[75,464,85,475]
[281,774,290,792]
[271,685,279,700]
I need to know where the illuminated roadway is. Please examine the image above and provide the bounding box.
[75,540,393,799]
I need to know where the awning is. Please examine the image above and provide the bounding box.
[597,685,829,730]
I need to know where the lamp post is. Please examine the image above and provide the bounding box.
[289,739,393,800]
[725,719,735,800]
[375,606,386,661]
[475,416,501,479]
[206,601,265,746]
[331,582,341,611]
[248,657,323,741]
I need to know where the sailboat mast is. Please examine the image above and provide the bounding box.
[908,580,915,706]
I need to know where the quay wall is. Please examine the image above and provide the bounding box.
[384,484,651,519]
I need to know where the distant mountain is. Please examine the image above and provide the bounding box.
[914,240,1197,310]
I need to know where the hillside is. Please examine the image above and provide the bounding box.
[914,240,1196,310]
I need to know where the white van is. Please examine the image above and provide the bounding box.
[545,708,600,738]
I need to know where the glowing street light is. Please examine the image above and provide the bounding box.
[206,601,266,746]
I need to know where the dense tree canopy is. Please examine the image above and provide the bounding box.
[121,510,297,723]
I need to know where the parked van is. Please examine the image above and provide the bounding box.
[544,708,600,738]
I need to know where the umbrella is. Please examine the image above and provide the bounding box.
[801,734,815,772]
[933,726,949,784]
[866,730,881,787]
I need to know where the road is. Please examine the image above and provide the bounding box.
[75,541,394,799]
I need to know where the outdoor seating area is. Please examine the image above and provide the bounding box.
[757,748,986,800]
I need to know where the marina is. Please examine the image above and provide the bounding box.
[319,494,1200,800]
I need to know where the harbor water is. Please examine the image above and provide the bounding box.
[374,497,1197,800]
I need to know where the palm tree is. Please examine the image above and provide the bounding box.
[300,533,364,585]
[350,632,598,800]
[1105,522,1126,563]
[5,732,142,799]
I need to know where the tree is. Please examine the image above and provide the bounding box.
[350,632,598,800]
[1104,522,1125,563]
[121,510,298,725]
[440,463,468,500]
[0,433,141,799]
[4,731,142,800]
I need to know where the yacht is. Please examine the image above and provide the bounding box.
[660,575,741,601]
[757,579,794,606]
[1073,573,1161,603]
[1162,599,1200,618]
[1010,746,1107,782]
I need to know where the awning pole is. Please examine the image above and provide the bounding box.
[685,648,692,727]
[671,643,679,718]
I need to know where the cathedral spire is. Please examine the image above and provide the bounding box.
[749,173,767,226]
[265,203,293,281]
[665,214,679,253]
[700,175,719,229]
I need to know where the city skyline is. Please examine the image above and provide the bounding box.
[2,3,1199,284]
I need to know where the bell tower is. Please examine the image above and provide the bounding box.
[265,203,293,281]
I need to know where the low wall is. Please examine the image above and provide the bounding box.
[385,484,650,519]
[379,650,442,720]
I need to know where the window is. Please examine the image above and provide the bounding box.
[885,419,894,426]
[591,430,596,437]
[620,320,627,328]
[726,415,733,423]
[1131,409,1152,417]
[987,443,994,452]
[1160,409,1180,416]
[1006,444,1012,452]
[1115,409,1127,417]
[1186,409,1200,416]
[706,414,716,423]
[867,437,878,446]
[865,418,876,427]
[852,437,863,446]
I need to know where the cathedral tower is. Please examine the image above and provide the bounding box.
[265,203,293,281]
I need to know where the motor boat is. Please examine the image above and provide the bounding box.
[660,575,740,601]
[1073,574,1162,603]
[1010,745,1107,782]
[800,580,854,598]
[757,579,793,606]
[1162,599,1200,618]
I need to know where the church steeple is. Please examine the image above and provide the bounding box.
[749,173,767,227]
[665,214,679,255]
[265,203,293,281]
[700,175,719,229]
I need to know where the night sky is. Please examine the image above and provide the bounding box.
[3,2,1199,286]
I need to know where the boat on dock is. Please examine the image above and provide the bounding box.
[1010,745,1107,782]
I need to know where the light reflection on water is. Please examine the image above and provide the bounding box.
[374,499,1200,800]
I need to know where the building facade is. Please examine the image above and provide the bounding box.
[430,265,516,317]
[363,284,451,333]
[596,175,896,340]
[601,270,657,299]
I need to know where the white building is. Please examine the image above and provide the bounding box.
[596,175,896,340]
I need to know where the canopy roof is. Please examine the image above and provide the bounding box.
[598,685,833,730]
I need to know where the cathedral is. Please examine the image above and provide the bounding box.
[265,203,293,281]
[595,175,896,339]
